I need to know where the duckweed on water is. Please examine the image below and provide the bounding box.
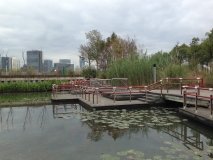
[60,106,213,160]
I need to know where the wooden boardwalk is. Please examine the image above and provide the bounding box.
[149,89,213,127]
[51,89,213,127]
[51,92,150,110]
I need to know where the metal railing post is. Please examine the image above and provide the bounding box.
[195,92,198,114]
[113,87,116,105]
[88,89,90,102]
[210,95,212,119]
[144,86,147,102]
[56,85,58,98]
[160,80,162,96]
[183,90,186,109]
[93,88,95,104]
[197,78,200,95]
[81,86,83,98]
[166,78,168,93]
[75,85,77,97]
[210,88,213,118]
[197,77,200,86]
[85,89,86,100]
[129,86,132,103]
[96,88,99,105]
[180,78,182,95]
[52,84,55,97]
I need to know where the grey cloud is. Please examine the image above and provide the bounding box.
[0,0,213,65]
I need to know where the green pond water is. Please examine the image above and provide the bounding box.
[0,94,213,160]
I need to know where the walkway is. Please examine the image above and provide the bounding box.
[51,92,150,110]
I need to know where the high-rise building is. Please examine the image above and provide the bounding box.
[12,57,20,70]
[0,54,1,69]
[1,57,12,70]
[79,57,85,68]
[59,59,71,64]
[27,50,43,73]
[44,59,53,73]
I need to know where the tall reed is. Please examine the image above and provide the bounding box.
[106,52,191,86]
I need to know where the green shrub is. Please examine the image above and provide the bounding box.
[81,67,97,78]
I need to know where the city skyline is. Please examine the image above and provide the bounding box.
[1,0,213,68]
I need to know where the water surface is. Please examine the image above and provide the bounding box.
[0,103,213,160]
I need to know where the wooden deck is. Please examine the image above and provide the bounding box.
[148,89,213,127]
[51,92,150,110]
[51,89,213,127]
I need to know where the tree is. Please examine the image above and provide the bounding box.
[205,28,213,59]
[110,36,138,60]
[170,43,189,65]
[86,30,103,69]
[99,32,117,70]
[186,37,203,75]
[79,30,103,69]
[201,28,213,70]
[79,44,93,67]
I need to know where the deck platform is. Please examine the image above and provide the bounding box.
[51,89,213,127]
[51,93,151,110]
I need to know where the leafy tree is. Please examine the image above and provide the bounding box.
[170,43,189,65]
[205,28,213,61]
[83,30,103,69]
[110,36,138,60]
[99,32,117,70]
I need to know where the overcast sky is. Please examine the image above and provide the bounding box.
[1,0,213,67]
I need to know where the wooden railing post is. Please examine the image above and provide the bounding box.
[201,78,204,87]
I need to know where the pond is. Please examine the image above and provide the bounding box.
[0,94,213,160]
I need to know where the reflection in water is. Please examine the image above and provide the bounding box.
[23,107,32,130]
[0,104,213,159]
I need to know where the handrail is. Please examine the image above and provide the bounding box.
[183,89,213,118]
[52,77,205,106]
[139,77,203,95]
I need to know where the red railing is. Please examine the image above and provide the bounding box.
[138,77,204,95]
[52,78,209,108]
[182,85,213,117]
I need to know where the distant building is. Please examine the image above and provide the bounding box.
[79,57,85,68]
[54,63,74,71]
[12,57,20,70]
[1,57,12,70]
[27,50,43,73]
[0,54,1,69]
[44,59,53,73]
[59,59,71,64]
